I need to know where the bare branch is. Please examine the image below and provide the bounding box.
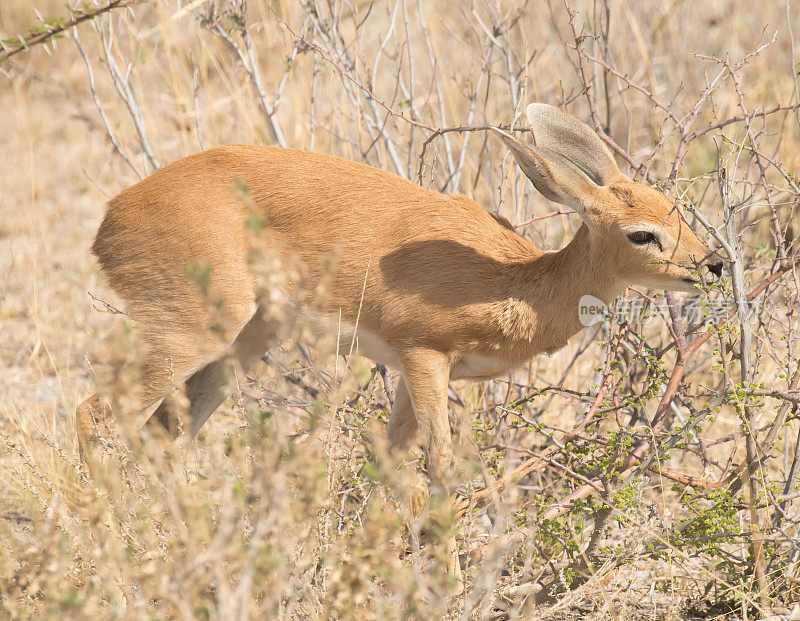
[0,0,140,64]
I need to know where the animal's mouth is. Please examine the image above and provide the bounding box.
[682,269,722,287]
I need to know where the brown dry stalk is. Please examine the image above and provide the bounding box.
[0,0,140,64]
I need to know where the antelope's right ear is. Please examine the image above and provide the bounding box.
[491,127,599,212]
[525,103,625,185]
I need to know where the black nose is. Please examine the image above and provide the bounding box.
[706,261,723,278]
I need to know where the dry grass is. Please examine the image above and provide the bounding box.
[1,0,800,618]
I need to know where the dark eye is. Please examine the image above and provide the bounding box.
[627,231,661,250]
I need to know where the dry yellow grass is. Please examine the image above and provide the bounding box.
[1,1,799,618]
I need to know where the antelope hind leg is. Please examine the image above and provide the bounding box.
[145,303,276,439]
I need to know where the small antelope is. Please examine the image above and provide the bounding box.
[77,103,722,489]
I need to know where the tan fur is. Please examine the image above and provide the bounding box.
[78,104,721,489]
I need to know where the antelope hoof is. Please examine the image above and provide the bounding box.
[75,394,114,467]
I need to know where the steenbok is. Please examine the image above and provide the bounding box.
[77,103,722,494]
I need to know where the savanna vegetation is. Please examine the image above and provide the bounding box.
[1,1,800,618]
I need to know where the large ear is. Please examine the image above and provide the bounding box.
[492,127,599,211]
[526,103,624,185]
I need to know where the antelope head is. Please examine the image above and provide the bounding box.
[494,104,723,293]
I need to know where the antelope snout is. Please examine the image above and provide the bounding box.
[700,252,725,282]
[706,259,723,278]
